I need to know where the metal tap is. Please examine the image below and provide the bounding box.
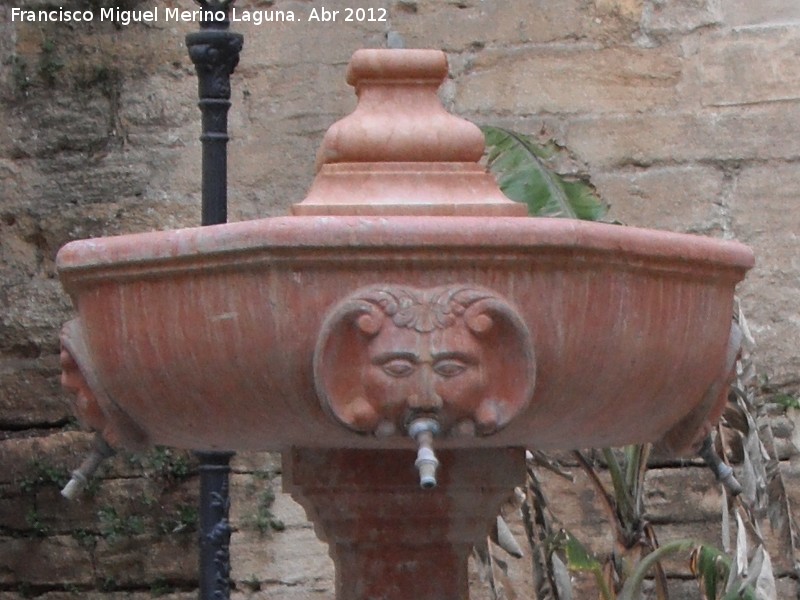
[408,417,440,489]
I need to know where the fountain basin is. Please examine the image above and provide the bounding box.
[57,214,752,454]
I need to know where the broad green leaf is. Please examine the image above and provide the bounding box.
[561,530,602,572]
[480,125,608,221]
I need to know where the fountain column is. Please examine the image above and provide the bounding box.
[285,448,524,600]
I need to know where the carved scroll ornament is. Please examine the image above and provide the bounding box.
[314,285,536,438]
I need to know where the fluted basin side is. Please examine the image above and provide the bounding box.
[57,215,753,454]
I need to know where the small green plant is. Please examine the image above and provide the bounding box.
[97,506,145,541]
[128,446,194,483]
[149,578,176,597]
[243,574,262,592]
[25,509,50,537]
[242,470,285,535]
[37,39,64,87]
[18,459,69,494]
[11,56,32,94]
[158,503,198,534]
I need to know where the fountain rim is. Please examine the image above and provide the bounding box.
[57,215,754,288]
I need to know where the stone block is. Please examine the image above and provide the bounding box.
[230,473,310,531]
[396,0,648,50]
[0,430,92,486]
[0,355,71,428]
[7,94,109,159]
[94,533,198,586]
[565,103,800,167]
[230,527,334,588]
[732,163,800,379]
[455,45,682,115]
[644,466,723,523]
[683,26,800,107]
[722,0,800,27]
[0,535,93,586]
[1,275,73,356]
[231,587,331,600]
[593,165,726,232]
[642,0,723,35]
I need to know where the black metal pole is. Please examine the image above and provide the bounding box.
[197,451,236,600]
[186,0,243,226]
[186,3,242,600]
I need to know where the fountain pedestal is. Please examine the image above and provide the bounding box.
[285,447,524,600]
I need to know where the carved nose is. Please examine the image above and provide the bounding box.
[407,368,443,411]
[407,390,443,411]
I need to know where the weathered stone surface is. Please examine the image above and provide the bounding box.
[683,26,800,108]
[642,0,722,35]
[231,474,310,533]
[567,103,800,168]
[721,0,800,27]
[644,466,723,523]
[0,355,70,427]
[0,430,91,486]
[594,165,727,232]
[456,45,683,115]
[230,528,333,588]
[387,0,596,50]
[0,535,93,585]
[732,163,800,380]
[4,594,193,600]
[94,533,198,586]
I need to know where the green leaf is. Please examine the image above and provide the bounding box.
[560,530,602,572]
[618,540,696,600]
[691,545,731,599]
[481,125,608,221]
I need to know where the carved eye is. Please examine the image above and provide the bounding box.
[433,359,467,378]
[381,359,416,378]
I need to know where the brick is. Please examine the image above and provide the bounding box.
[565,103,800,167]
[593,165,726,232]
[683,26,800,107]
[722,0,800,27]
[456,45,682,115]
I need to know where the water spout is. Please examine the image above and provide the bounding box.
[61,433,114,500]
[409,418,440,489]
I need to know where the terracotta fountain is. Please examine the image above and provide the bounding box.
[57,49,753,599]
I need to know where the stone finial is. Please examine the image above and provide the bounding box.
[292,49,526,216]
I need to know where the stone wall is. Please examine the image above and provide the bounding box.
[1,0,799,598]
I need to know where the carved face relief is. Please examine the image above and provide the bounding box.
[314,285,535,437]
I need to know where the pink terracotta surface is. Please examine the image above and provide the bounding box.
[285,447,524,600]
[57,48,754,456]
[57,214,752,454]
